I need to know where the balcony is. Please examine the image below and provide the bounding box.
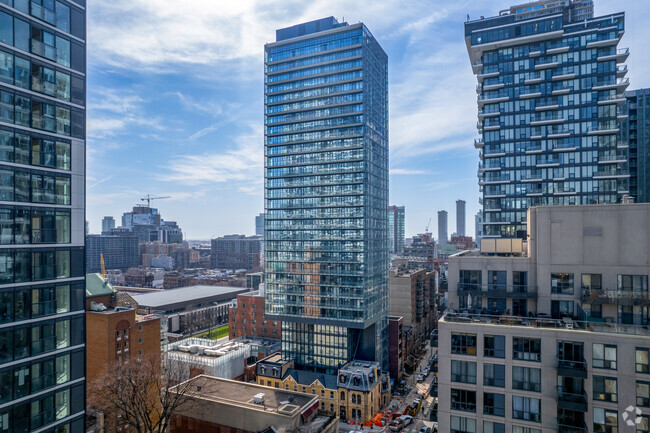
[537,158,560,167]
[551,84,573,96]
[534,59,559,70]
[557,387,588,412]
[557,357,588,378]
[519,144,542,154]
[583,288,650,306]
[616,65,628,78]
[478,93,509,107]
[587,123,619,135]
[593,169,629,179]
[477,67,500,81]
[558,422,588,433]
[477,109,500,118]
[597,47,629,63]
[546,45,570,54]
[522,172,543,182]
[598,154,627,164]
[457,283,538,299]
[524,73,542,84]
[479,175,510,185]
[598,93,626,105]
[547,128,571,139]
[478,161,503,172]
[554,187,577,195]
[536,98,560,110]
[474,138,484,149]
[586,35,621,48]
[520,89,542,99]
[617,140,629,149]
[553,142,578,152]
[483,82,505,91]
[592,78,629,91]
[483,118,502,131]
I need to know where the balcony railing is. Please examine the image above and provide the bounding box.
[457,283,538,299]
[557,387,588,412]
[557,357,588,378]
[582,288,650,306]
[558,422,588,433]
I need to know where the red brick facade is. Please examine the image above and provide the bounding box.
[229,293,281,340]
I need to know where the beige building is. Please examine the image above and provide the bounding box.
[169,375,338,433]
[255,354,391,424]
[439,204,650,433]
[390,265,436,344]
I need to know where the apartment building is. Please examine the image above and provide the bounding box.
[438,203,650,433]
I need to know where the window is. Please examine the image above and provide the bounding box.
[484,363,505,387]
[483,421,505,433]
[451,360,476,384]
[513,427,541,433]
[618,275,648,292]
[484,392,505,417]
[593,344,616,370]
[451,333,477,355]
[551,273,573,294]
[593,407,617,433]
[637,381,650,407]
[593,376,617,402]
[451,389,476,412]
[582,273,602,290]
[451,416,476,433]
[484,335,505,358]
[513,337,541,361]
[512,396,540,422]
[512,366,541,392]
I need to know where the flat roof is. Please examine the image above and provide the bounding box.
[175,375,317,414]
[132,285,250,310]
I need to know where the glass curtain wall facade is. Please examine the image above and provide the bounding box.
[0,0,86,431]
[264,17,389,374]
[388,205,404,254]
[466,0,629,238]
[621,88,650,203]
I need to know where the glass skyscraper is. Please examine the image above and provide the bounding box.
[621,88,650,203]
[388,205,405,254]
[264,17,389,374]
[467,0,629,239]
[0,0,86,431]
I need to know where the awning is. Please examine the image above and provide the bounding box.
[301,401,319,421]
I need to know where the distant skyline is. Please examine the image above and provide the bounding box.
[87,0,650,240]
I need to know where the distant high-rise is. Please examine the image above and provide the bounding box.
[211,235,262,271]
[102,216,116,234]
[255,213,265,237]
[621,88,650,203]
[438,210,448,244]
[0,0,87,430]
[264,17,389,373]
[388,205,406,254]
[467,0,629,239]
[456,199,466,237]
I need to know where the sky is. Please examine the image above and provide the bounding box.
[86,0,650,240]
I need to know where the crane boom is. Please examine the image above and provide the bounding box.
[100,253,106,278]
[141,194,171,207]
[425,217,432,233]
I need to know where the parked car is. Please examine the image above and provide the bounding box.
[416,374,425,383]
[399,415,413,426]
[419,427,432,433]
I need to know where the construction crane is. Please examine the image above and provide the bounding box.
[425,217,432,233]
[140,194,171,208]
[100,253,106,278]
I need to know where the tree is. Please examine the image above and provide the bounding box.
[88,353,206,433]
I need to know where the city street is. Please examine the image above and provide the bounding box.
[339,343,438,433]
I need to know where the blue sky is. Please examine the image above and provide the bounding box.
[86,0,650,240]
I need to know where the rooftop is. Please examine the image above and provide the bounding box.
[172,375,317,415]
[132,285,250,310]
[338,360,380,392]
[86,273,117,298]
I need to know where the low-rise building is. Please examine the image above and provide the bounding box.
[255,354,390,424]
[230,290,281,340]
[169,375,338,433]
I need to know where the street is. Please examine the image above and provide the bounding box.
[339,343,438,433]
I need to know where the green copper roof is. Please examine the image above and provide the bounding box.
[86,273,117,298]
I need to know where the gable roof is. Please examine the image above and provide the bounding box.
[285,369,338,390]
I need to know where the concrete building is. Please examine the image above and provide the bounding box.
[468,0,630,239]
[621,88,650,203]
[86,233,139,272]
[0,1,87,427]
[256,354,390,424]
[389,205,406,254]
[389,267,435,345]
[438,203,650,432]
[169,375,338,433]
[457,200,467,237]
[255,213,265,237]
[230,291,281,340]
[101,216,115,234]
[264,17,389,373]
[438,210,448,244]
[165,336,280,382]
[132,285,248,335]
[211,235,262,271]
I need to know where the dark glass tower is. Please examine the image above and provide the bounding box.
[264,17,389,374]
[466,0,629,238]
[621,88,650,203]
[0,0,86,431]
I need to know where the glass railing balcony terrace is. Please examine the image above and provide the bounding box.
[547,127,571,136]
[484,118,501,127]
[594,169,627,177]
[557,387,588,405]
[599,93,625,103]
[522,172,543,181]
[31,2,56,25]
[518,144,542,153]
[582,288,650,306]
[616,140,629,148]
[593,78,629,88]
[598,153,627,162]
[478,92,509,102]
[536,97,560,108]
[474,138,484,148]
[557,422,588,433]
[551,84,572,93]
[553,67,576,77]
[537,158,560,165]
[525,187,544,194]
[616,65,628,76]
[478,65,499,75]
[531,114,563,123]
[481,174,510,183]
[484,146,507,155]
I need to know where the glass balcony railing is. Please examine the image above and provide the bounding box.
[457,283,538,298]
[582,288,650,306]
[557,387,588,410]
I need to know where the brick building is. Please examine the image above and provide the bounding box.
[229,291,281,340]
